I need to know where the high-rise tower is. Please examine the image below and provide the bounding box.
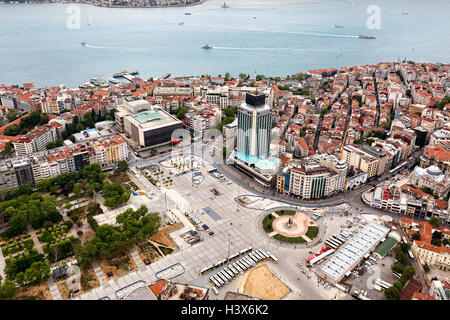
[236,93,271,160]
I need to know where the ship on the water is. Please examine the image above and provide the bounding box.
[108,78,120,84]
[90,77,108,86]
[130,70,139,75]
[401,12,408,15]
[201,44,213,49]
[81,42,87,46]
[222,1,229,8]
[334,24,344,28]
[359,34,376,39]
[178,22,184,25]
[185,12,191,15]
[113,70,131,78]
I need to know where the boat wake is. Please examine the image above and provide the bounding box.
[83,44,114,49]
[213,46,353,52]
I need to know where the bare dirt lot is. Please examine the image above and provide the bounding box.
[80,265,100,293]
[150,222,183,248]
[100,254,137,279]
[12,280,52,300]
[242,263,290,300]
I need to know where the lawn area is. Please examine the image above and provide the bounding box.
[274,209,296,216]
[263,214,275,233]
[305,226,319,240]
[273,234,306,244]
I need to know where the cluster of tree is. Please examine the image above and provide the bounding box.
[238,73,251,81]
[367,130,387,140]
[3,111,49,136]
[321,70,337,78]
[429,216,440,227]
[45,139,64,150]
[431,230,448,247]
[0,193,62,239]
[300,126,313,137]
[176,106,189,120]
[435,97,450,110]
[0,279,16,299]
[44,236,80,263]
[115,160,129,173]
[75,205,160,267]
[102,182,131,207]
[385,243,416,300]
[36,164,105,196]
[6,109,18,123]
[217,107,237,131]
[4,250,49,284]
[1,141,14,155]
[61,109,114,140]
[292,88,310,96]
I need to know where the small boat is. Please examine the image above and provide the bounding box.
[253,16,256,19]
[178,22,184,25]
[130,70,139,75]
[359,34,376,39]
[334,24,344,28]
[222,1,229,8]
[401,12,408,15]
[109,78,120,84]
[201,44,213,49]
[81,42,87,46]
[185,12,191,15]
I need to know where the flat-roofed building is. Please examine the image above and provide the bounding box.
[316,222,390,284]
[123,108,183,149]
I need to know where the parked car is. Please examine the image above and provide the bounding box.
[208,231,214,236]
[143,259,151,265]
[202,224,209,230]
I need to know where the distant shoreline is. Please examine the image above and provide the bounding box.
[0,0,207,9]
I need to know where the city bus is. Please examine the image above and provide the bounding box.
[239,259,250,269]
[220,270,232,282]
[325,240,339,250]
[210,277,222,289]
[243,257,255,267]
[200,265,214,275]
[232,262,243,274]
[331,236,343,245]
[375,279,392,290]
[268,252,278,263]
[247,254,259,264]
[229,253,239,261]
[217,272,229,284]
[253,251,265,261]
[212,275,224,287]
[237,260,248,270]
[240,247,253,256]
[327,238,341,248]
[214,274,226,287]
[228,265,239,276]
[392,271,401,279]
[223,268,235,280]
[258,249,269,259]
[252,252,263,262]
[335,235,346,243]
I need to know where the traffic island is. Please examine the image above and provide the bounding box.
[262,210,319,244]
